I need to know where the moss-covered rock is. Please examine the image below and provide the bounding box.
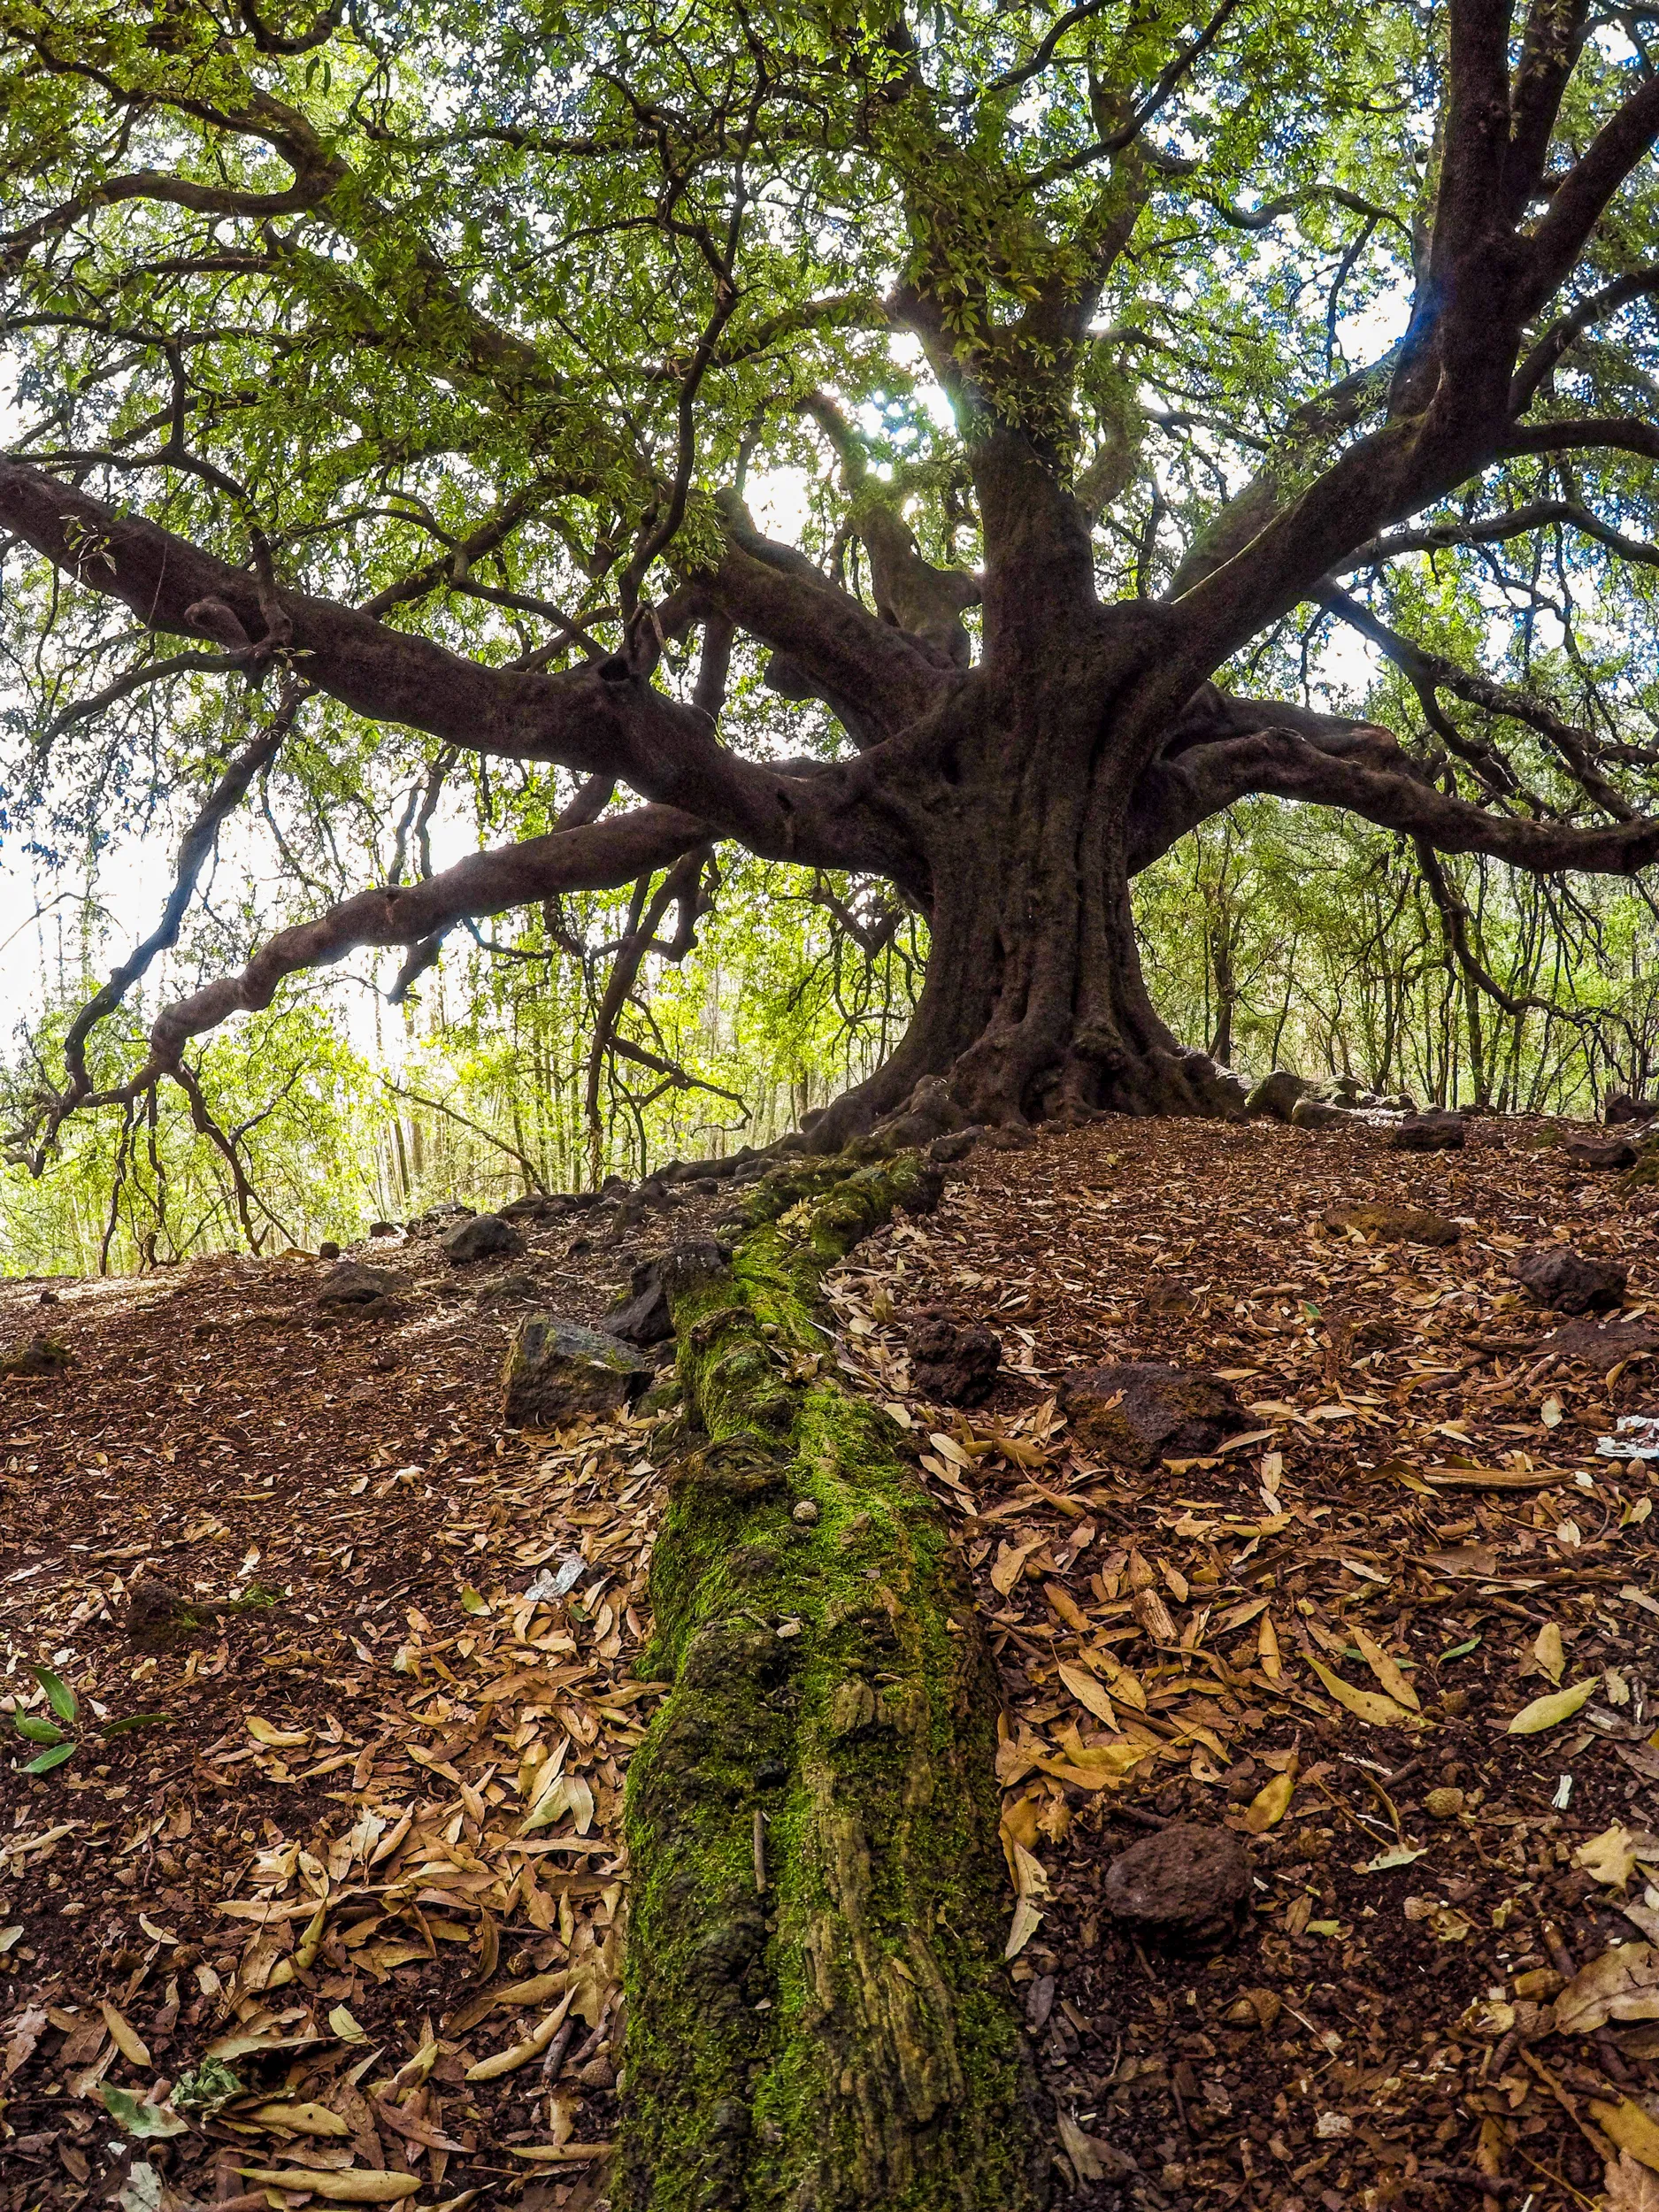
[499,1312,651,1428]
[621,1152,1040,2212]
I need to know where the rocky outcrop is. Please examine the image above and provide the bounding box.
[500,1313,651,1428]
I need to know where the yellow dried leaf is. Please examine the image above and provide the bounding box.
[1606,2148,1659,2208]
[1056,1662,1115,1727]
[1348,1624,1420,1711]
[1043,1581,1090,1634]
[1595,2101,1659,2176]
[246,1717,310,1749]
[239,2171,419,2203]
[1577,1824,1640,1889]
[1245,1764,1298,1833]
[327,2004,366,2043]
[1534,1621,1565,1685]
[250,2102,351,2138]
[99,2002,150,2069]
[1010,1842,1051,1901]
[1556,1944,1659,2034]
[1257,1612,1281,1682]
[1507,1676,1597,1733]
[1305,1655,1425,1730]
[991,1537,1044,1597]
[465,1991,574,2080]
[1004,1896,1044,1960]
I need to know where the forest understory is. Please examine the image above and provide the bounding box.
[4,1113,1659,2212]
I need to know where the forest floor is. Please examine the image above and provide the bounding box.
[4,1114,1659,2212]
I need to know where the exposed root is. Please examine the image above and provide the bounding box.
[620,1155,1044,2212]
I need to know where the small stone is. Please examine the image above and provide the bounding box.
[1508,1244,1627,1314]
[315,1260,400,1308]
[1539,1314,1659,1362]
[906,1308,1001,1406]
[367,1219,401,1239]
[475,1271,549,1312]
[441,1211,523,1263]
[1245,1070,1310,1121]
[1102,1823,1251,1947]
[500,1312,651,1429]
[1425,1786,1466,1820]
[318,1240,341,1261]
[792,1500,820,1525]
[1563,1133,1639,1170]
[1387,1110,1465,1151]
[607,1258,674,1346]
[1607,1093,1659,1126]
[1059,1361,1244,1470]
[0,1333,72,1378]
[1322,1202,1459,1248]
[1289,1095,1351,1130]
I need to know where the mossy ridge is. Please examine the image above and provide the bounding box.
[620,1153,1040,2212]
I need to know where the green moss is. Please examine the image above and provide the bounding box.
[620,1153,1037,2212]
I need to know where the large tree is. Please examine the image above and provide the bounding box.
[7,2,1659,1147]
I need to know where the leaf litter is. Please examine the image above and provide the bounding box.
[4,1114,1659,2208]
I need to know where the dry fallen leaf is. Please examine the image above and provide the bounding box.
[1245,1763,1298,1833]
[1348,1623,1420,1711]
[1595,2101,1659,2177]
[1056,1661,1115,1726]
[99,2001,150,2069]
[1555,1942,1659,2034]
[250,2101,352,2138]
[1577,1824,1640,1890]
[246,1717,311,1749]
[1534,1620,1566,1685]
[1606,2148,1659,2208]
[239,2171,419,2203]
[1305,1655,1425,1731]
[465,1991,575,2080]
[1508,1677,1598,1734]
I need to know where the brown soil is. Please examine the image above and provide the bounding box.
[4,1120,1659,2212]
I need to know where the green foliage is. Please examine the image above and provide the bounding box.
[9,1662,167,1776]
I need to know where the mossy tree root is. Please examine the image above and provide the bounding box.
[620,1155,1043,2212]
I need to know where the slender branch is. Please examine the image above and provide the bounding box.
[380,1078,549,1193]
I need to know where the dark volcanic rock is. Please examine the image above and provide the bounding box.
[0,1333,72,1378]
[501,1313,652,1429]
[316,1261,401,1308]
[1103,1823,1252,1947]
[1058,1361,1245,1469]
[1323,1202,1460,1247]
[1387,1110,1465,1151]
[475,1270,550,1313]
[607,1258,674,1347]
[1539,1315,1659,1363]
[1289,1095,1350,1130]
[1509,1244,1627,1314]
[441,1211,524,1263]
[1244,1071,1310,1121]
[906,1309,1002,1406]
[1563,1133,1639,1171]
[1606,1093,1659,1126]
[500,1192,572,1223]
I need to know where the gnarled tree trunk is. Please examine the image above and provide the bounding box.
[808,664,1247,1149]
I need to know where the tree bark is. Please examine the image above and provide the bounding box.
[807,672,1248,1148]
[622,1156,1043,2212]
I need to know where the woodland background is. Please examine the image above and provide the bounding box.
[7,767,1659,1277]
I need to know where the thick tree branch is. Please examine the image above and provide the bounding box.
[0,458,913,872]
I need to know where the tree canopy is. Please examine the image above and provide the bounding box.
[7,0,1659,1169]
